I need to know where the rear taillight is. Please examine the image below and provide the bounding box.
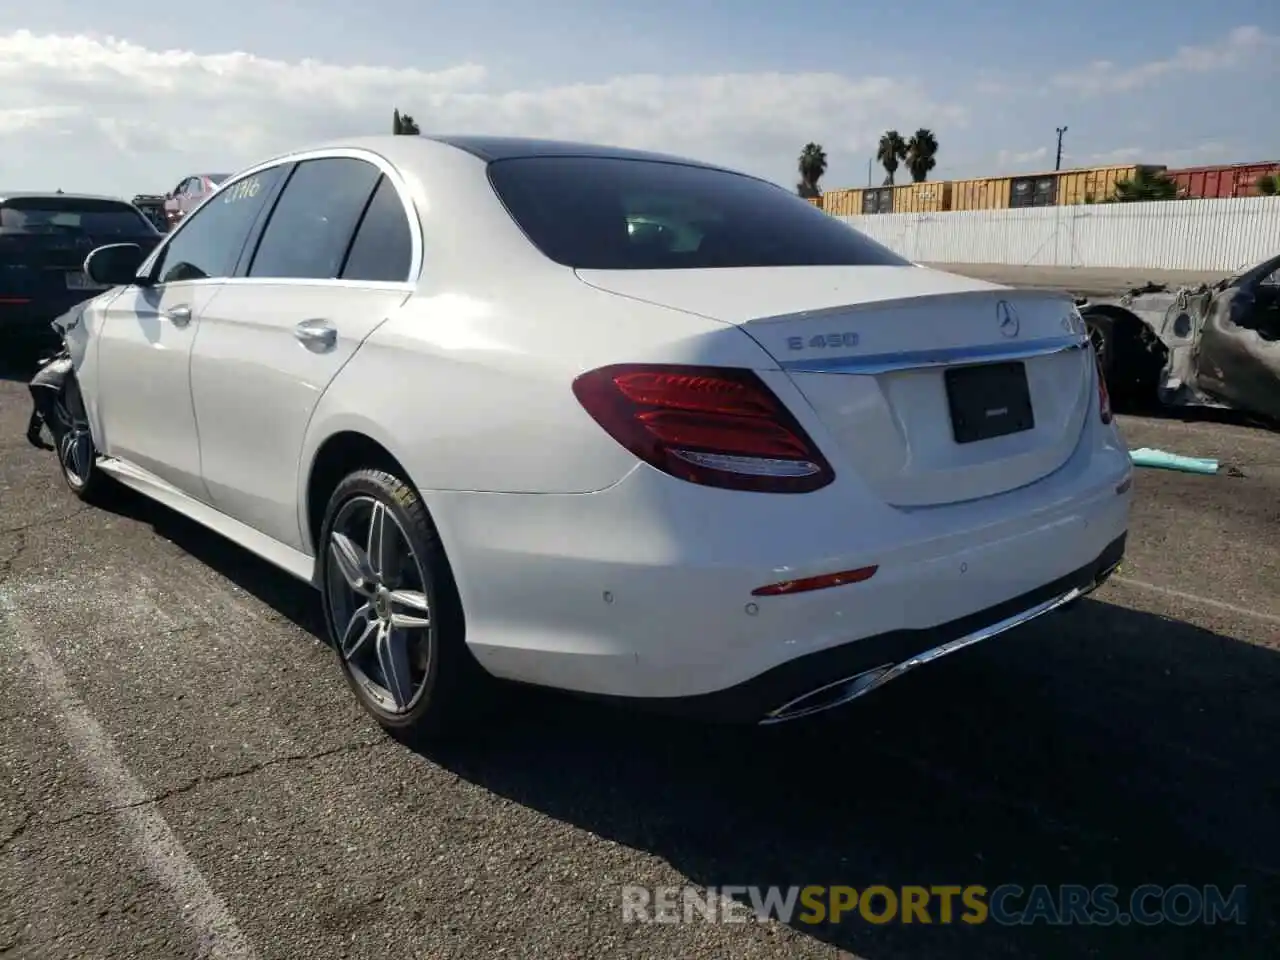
[1093,353,1112,424]
[572,364,835,493]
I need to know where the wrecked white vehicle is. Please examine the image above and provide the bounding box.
[1078,252,1280,423]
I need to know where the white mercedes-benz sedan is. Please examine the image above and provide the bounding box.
[56,134,1132,740]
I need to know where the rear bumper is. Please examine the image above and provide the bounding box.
[600,532,1124,724]
[430,411,1133,707]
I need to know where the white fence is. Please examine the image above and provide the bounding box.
[836,197,1280,272]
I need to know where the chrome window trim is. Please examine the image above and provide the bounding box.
[136,146,423,287]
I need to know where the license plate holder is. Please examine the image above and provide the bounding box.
[944,361,1035,444]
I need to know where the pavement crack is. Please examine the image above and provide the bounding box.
[0,812,32,854]
[0,505,92,538]
[24,740,384,835]
[0,530,27,581]
[145,739,384,803]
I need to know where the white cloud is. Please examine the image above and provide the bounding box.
[0,29,966,195]
[1052,25,1277,96]
[1082,141,1234,167]
[0,105,82,135]
[996,146,1049,167]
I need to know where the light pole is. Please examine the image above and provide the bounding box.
[1055,126,1068,171]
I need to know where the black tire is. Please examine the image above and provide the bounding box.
[52,376,114,505]
[317,468,491,742]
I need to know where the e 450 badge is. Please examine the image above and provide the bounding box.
[787,332,860,350]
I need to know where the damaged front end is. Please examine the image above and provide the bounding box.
[1077,252,1280,424]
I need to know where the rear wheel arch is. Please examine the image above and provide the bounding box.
[305,431,414,558]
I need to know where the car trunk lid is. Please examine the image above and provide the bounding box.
[576,265,1092,506]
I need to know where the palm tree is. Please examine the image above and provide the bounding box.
[877,131,907,185]
[796,143,828,199]
[905,129,939,183]
[393,108,420,135]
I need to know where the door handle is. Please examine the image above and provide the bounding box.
[294,318,337,350]
[164,305,192,327]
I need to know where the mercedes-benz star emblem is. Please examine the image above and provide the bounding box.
[996,300,1020,338]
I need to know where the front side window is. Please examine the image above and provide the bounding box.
[248,158,382,280]
[152,165,286,283]
[486,156,910,270]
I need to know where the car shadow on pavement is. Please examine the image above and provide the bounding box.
[99,487,1279,958]
[0,340,60,384]
[1116,393,1278,433]
[420,599,1280,959]
[100,484,329,638]
[0,353,38,384]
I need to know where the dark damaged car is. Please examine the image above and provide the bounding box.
[0,192,162,348]
[1079,252,1280,423]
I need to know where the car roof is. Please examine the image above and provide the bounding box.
[256,134,741,176]
[0,191,135,204]
[423,135,735,170]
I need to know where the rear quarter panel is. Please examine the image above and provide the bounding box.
[292,139,778,550]
[298,274,776,507]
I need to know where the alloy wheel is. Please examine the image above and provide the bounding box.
[325,496,434,714]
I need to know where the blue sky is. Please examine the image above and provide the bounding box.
[0,0,1276,196]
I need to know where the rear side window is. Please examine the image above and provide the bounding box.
[153,166,286,283]
[0,198,154,236]
[248,158,381,280]
[340,176,413,282]
[486,156,910,270]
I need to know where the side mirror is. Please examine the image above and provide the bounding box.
[85,244,148,287]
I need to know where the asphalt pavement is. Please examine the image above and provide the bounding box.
[1,359,1278,960]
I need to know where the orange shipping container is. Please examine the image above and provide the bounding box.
[892,181,952,213]
[1057,165,1166,205]
[951,177,1012,210]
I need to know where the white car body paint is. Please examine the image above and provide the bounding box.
[66,134,1132,716]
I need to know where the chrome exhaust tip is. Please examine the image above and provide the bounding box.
[757,583,1092,726]
[759,664,895,725]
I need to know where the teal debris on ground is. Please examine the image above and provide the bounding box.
[1128,448,1219,475]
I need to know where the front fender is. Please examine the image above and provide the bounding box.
[54,289,125,449]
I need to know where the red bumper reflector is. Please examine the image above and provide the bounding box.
[752,565,879,597]
[0,297,31,304]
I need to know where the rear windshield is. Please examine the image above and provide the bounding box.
[0,198,154,235]
[486,156,909,270]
